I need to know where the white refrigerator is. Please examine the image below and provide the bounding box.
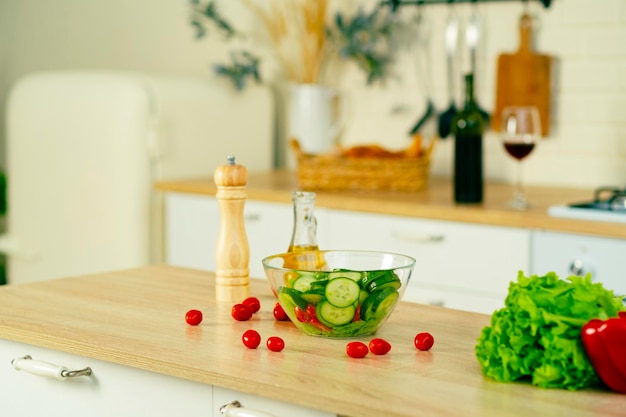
[0,70,274,284]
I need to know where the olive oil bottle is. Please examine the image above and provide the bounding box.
[287,191,319,253]
[284,191,324,270]
[452,73,484,204]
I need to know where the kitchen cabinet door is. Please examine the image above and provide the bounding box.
[213,386,334,417]
[0,339,212,417]
[531,230,626,295]
[325,210,530,314]
[164,193,330,279]
[165,192,217,272]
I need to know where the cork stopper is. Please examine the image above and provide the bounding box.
[214,155,248,187]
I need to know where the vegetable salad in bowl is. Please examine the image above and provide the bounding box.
[262,250,415,338]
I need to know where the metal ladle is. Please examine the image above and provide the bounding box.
[437,6,459,139]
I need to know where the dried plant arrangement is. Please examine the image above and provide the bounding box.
[188,0,398,89]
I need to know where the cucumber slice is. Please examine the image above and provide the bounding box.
[360,287,400,321]
[363,271,401,293]
[316,300,356,327]
[328,270,363,284]
[309,279,329,292]
[325,277,360,308]
[358,289,369,305]
[301,292,324,305]
[367,275,401,293]
[293,275,317,292]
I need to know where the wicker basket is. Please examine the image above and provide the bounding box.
[290,138,436,192]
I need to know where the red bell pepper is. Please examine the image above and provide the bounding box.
[581,312,626,394]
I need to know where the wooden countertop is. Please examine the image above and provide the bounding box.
[155,170,626,239]
[1,265,624,417]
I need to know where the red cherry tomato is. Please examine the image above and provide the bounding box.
[266,336,285,352]
[352,305,362,322]
[185,309,203,326]
[305,304,316,317]
[231,303,253,321]
[273,302,290,321]
[242,297,261,313]
[414,332,434,351]
[368,338,391,355]
[293,305,310,323]
[346,341,369,358]
[242,329,261,349]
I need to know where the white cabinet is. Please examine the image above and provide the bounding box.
[214,386,333,417]
[1,338,335,417]
[165,193,330,279]
[163,193,530,314]
[0,339,212,417]
[325,210,530,314]
[530,230,626,296]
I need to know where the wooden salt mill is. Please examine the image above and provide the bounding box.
[213,155,250,302]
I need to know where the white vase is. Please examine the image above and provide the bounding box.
[287,83,345,155]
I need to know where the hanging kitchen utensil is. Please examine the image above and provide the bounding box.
[492,13,552,136]
[409,3,436,135]
[437,4,459,139]
[465,4,490,125]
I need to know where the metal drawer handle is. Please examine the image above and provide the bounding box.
[569,259,585,276]
[245,213,262,222]
[220,400,278,417]
[11,355,92,380]
[392,230,445,243]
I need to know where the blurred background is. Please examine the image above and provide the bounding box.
[1,0,625,187]
[0,0,625,284]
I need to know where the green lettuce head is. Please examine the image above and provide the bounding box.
[475,271,624,390]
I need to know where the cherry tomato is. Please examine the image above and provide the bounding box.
[231,303,253,321]
[368,338,391,355]
[293,305,310,323]
[352,305,362,322]
[414,332,434,351]
[273,302,290,321]
[266,336,285,352]
[242,329,261,349]
[242,297,261,313]
[346,341,369,358]
[185,309,203,326]
[305,304,317,318]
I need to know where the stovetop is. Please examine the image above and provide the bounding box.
[548,186,626,224]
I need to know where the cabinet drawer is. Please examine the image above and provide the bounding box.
[531,230,626,295]
[166,194,328,279]
[214,386,333,417]
[165,193,218,272]
[326,211,529,310]
[1,339,211,417]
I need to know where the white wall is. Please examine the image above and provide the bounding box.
[1,0,625,189]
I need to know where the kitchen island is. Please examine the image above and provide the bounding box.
[0,265,624,417]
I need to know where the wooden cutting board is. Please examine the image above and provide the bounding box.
[492,13,553,136]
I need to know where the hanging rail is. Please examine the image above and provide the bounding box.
[382,0,551,12]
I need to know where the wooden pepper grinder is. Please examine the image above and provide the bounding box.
[213,155,250,302]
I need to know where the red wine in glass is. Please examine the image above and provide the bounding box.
[504,142,535,160]
[501,106,541,210]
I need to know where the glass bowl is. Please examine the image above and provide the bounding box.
[262,250,415,338]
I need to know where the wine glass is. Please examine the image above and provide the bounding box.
[501,106,541,210]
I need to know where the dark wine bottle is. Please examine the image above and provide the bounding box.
[452,74,484,204]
